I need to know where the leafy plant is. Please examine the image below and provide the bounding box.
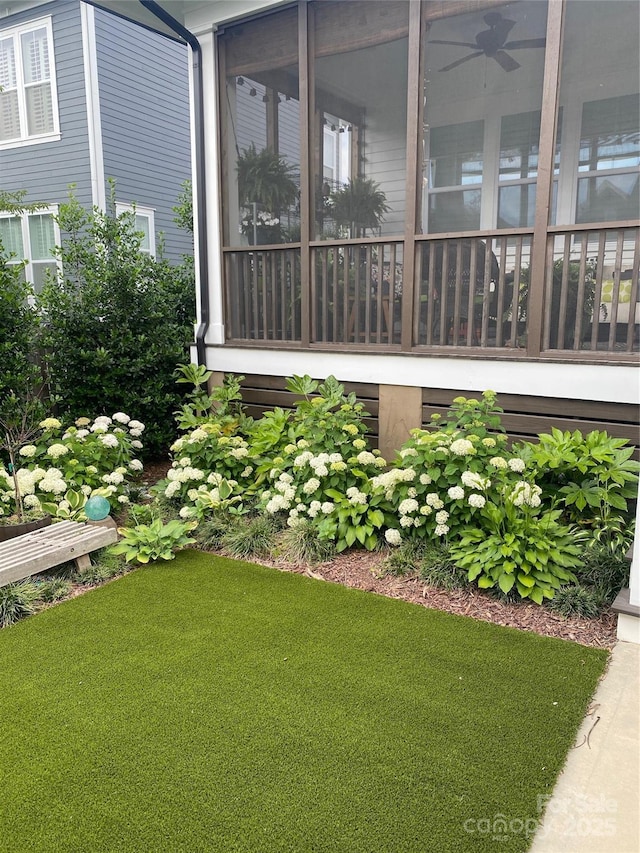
[0,581,38,627]
[237,144,298,212]
[280,518,336,564]
[328,177,389,237]
[36,578,72,603]
[450,503,583,604]
[38,186,195,457]
[0,390,46,522]
[174,365,245,432]
[111,518,197,563]
[419,542,469,591]
[221,514,278,559]
[574,544,631,605]
[519,428,639,547]
[547,584,601,619]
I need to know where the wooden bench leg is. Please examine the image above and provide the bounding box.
[74,554,92,573]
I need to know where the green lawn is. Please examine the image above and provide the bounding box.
[0,551,607,852]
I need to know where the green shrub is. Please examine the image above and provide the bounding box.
[280,518,336,564]
[38,189,195,457]
[518,428,639,541]
[111,518,197,564]
[419,542,469,591]
[36,578,72,603]
[382,540,426,576]
[193,514,233,551]
[221,514,278,559]
[548,584,601,619]
[575,544,630,604]
[0,581,38,627]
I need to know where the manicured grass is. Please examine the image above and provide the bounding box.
[0,551,607,852]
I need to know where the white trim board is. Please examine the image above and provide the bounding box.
[204,347,640,405]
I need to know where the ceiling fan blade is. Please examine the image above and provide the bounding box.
[429,39,479,48]
[493,50,520,72]
[503,38,547,49]
[438,51,484,72]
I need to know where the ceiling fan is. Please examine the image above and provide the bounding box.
[429,11,546,73]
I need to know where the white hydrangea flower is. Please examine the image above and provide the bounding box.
[179,506,192,519]
[278,472,293,484]
[356,451,377,465]
[510,481,542,507]
[81,485,92,496]
[489,456,508,469]
[165,481,181,498]
[407,487,417,498]
[241,466,254,478]
[420,505,432,516]
[100,434,119,448]
[461,471,490,491]
[128,420,145,432]
[19,445,37,458]
[303,478,321,495]
[90,424,107,433]
[308,500,322,518]
[468,493,486,508]
[385,528,402,546]
[435,510,449,524]
[294,451,313,468]
[39,417,62,430]
[399,447,418,458]
[448,486,465,500]
[23,494,41,509]
[118,495,130,504]
[129,459,143,472]
[508,458,526,473]
[419,473,432,485]
[399,516,414,528]
[296,439,309,449]
[321,501,334,515]
[450,438,475,456]
[112,412,130,424]
[435,523,450,536]
[425,493,444,509]
[398,498,419,515]
[346,487,367,506]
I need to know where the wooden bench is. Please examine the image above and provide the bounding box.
[0,520,118,588]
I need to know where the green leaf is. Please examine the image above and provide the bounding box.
[498,573,515,594]
[345,527,356,547]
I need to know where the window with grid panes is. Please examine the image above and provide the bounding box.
[0,18,59,147]
[0,210,59,291]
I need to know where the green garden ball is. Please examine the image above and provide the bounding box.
[85,495,111,521]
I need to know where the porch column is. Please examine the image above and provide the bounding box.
[378,385,423,463]
[614,479,640,644]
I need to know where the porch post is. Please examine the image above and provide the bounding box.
[298,0,311,348]
[526,0,565,357]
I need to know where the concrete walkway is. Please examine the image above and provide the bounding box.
[529,641,640,853]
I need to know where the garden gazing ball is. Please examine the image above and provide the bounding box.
[85,495,111,521]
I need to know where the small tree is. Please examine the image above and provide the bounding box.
[38,186,195,457]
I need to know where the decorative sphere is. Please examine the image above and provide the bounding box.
[85,495,111,521]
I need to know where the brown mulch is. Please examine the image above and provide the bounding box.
[246,549,618,651]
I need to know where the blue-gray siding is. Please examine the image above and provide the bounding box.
[94,7,192,260]
[0,0,93,211]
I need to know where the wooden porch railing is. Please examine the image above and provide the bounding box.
[311,239,403,345]
[222,224,639,357]
[543,224,639,353]
[225,246,302,342]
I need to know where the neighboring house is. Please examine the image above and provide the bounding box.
[43,0,640,640]
[0,0,191,289]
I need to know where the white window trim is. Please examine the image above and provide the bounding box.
[0,205,61,288]
[115,203,156,257]
[0,16,61,150]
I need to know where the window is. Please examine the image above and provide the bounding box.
[0,209,59,291]
[575,94,639,223]
[0,18,60,148]
[115,204,156,256]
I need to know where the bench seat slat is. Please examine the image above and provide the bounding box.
[0,521,118,588]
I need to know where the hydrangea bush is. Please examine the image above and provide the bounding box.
[0,412,144,520]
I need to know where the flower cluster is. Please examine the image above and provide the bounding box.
[1,412,144,518]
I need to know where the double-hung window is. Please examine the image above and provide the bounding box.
[0,18,60,148]
[0,208,60,291]
[115,203,156,257]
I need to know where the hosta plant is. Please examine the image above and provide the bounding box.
[111,518,197,564]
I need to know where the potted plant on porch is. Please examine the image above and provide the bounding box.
[237,143,299,244]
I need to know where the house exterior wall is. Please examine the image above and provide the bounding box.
[0,0,192,262]
[94,6,192,260]
[0,0,93,211]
